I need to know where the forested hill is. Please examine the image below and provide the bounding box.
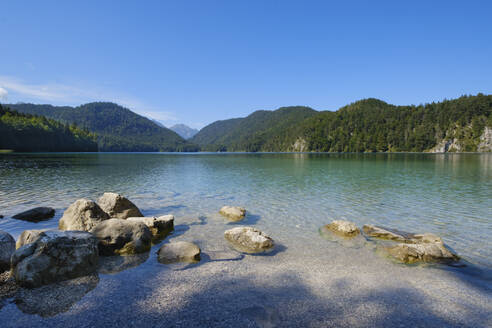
[191,106,318,151]
[193,94,492,152]
[7,102,198,152]
[0,105,97,152]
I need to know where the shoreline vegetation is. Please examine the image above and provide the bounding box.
[2,93,491,153]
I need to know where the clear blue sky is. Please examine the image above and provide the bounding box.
[1,1,491,128]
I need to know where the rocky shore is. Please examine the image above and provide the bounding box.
[0,195,490,327]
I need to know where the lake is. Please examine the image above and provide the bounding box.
[0,153,491,326]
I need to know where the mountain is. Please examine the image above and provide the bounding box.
[6,102,199,152]
[169,124,199,139]
[191,106,318,151]
[193,94,492,152]
[0,104,98,152]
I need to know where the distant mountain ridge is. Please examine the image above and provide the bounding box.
[6,102,198,152]
[169,124,198,139]
[192,94,492,152]
[191,106,317,151]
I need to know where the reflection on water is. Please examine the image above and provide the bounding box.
[0,152,491,269]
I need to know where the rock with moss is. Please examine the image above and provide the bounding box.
[322,220,360,238]
[157,241,201,264]
[59,199,110,232]
[13,207,55,222]
[219,206,246,221]
[91,218,152,256]
[224,227,274,253]
[127,215,174,242]
[98,192,143,219]
[0,231,15,271]
[11,230,98,288]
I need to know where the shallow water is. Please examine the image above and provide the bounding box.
[1,153,491,267]
[0,153,491,327]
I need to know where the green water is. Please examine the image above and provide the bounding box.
[0,153,491,267]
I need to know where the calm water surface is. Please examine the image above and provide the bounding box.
[0,153,491,268]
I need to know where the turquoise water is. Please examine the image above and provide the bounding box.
[0,152,491,268]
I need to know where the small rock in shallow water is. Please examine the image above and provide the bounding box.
[11,230,98,288]
[157,241,201,264]
[362,224,414,242]
[322,220,360,238]
[363,225,459,264]
[91,218,152,255]
[12,207,55,222]
[0,230,15,271]
[219,206,246,221]
[59,199,110,232]
[98,192,143,219]
[224,227,274,253]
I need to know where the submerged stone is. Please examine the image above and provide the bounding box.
[12,207,55,222]
[157,241,201,264]
[219,206,246,221]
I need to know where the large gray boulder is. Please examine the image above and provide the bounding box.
[97,192,143,219]
[224,227,274,253]
[59,199,110,232]
[11,230,98,288]
[127,215,174,242]
[13,207,55,222]
[91,218,152,256]
[322,220,360,238]
[0,231,15,271]
[219,206,246,221]
[157,241,201,264]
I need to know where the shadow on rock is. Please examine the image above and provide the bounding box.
[14,274,99,317]
[97,253,150,274]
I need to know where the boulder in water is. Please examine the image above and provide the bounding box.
[386,238,459,264]
[219,206,246,221]
[127,215,174,242]
[11,230,98,288]
[12,207,55,222]
[97,192,143,219]
[59,199,110,232]
[224,227,274,253]
[157,241,201,264]
[91,218,152,255]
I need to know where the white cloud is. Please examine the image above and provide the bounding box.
[0,76,180,124]
[0,87,7,100]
